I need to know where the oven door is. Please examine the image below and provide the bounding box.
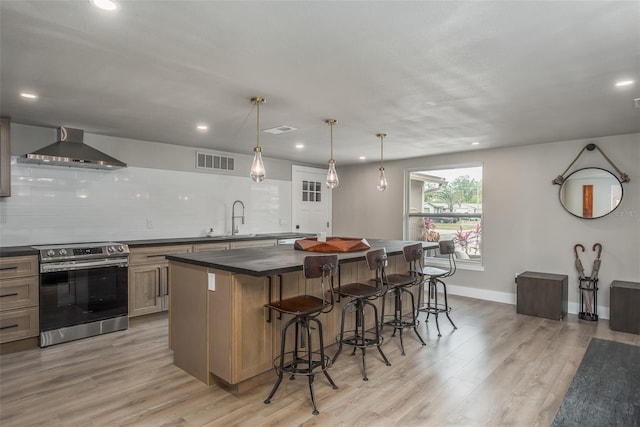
[39,262,128,332]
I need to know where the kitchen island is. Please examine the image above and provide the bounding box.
[166,239,437,390]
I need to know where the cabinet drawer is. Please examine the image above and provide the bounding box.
[0,256,39,279]
[129,245,192,265]
[0,307,39,343]
[193,242,229,252]
[229,240,277,249]
[0,276,38,311]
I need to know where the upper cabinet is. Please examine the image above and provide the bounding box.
[0,117,10,197]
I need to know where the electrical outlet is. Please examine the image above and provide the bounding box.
[146,218,153,229]
[208,273,216,291]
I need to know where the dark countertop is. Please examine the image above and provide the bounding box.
[0,232,312,257]
[123,232,313,247]
[0,246,39,257]
[166,239,438,277]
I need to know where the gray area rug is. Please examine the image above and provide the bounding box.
[552,338,640,427]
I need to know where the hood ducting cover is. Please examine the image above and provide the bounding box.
[18,127,127,170]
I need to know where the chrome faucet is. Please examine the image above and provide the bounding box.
[231,200,245,236]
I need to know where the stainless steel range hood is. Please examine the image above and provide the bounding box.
[17,127,126,170]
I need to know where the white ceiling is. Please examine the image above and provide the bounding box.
[1,1,638,166]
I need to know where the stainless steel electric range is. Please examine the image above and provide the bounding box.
[33,242,129,347]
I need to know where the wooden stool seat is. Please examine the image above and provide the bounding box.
[265,295,327,316]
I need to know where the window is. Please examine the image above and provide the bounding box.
[302,180,322,202]
[407,164,483,264]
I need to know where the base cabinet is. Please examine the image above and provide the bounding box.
[0,255,39,346]
[128,245,192,317]
[129,264,167,316]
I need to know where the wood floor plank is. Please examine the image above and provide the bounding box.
[1,296,638,426]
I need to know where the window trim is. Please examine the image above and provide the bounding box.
[404,163,484,267]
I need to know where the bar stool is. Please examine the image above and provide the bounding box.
[263,254,339,415]
[379,243,426,355]
[418,240,458,337]
[332,248,391,381]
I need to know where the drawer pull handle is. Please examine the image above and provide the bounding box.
[146,255,167,258]
[0,293,19,298]
[0,324,19,330]
[0,266,19,271]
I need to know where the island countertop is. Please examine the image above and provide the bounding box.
[166,238,438,277]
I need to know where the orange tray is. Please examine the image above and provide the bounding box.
[294,237,371,253]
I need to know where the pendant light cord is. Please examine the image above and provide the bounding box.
[255,99,261,149]
[330,121,334,161]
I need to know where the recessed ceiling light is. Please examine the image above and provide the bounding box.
[90,0,118,11]
[196,124,209,131]
[20,92,38,100]
[295,143,304,149]
[615,80,634,87]
[471,141,480,146]
[359,156,366,160]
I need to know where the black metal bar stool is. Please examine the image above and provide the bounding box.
[418,240,458,337]
[379,243,426,355]
[332,248,391,381]
[263,254,339,415]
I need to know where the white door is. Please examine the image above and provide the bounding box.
[291,165,332,235]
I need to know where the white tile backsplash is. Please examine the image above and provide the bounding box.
[0,161,292,246]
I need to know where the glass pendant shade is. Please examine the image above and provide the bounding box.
[249,97,266,183]
[377,167,388,191]
[250,146,265,183]
[325,119,339,189]
[376,133,388,191]
[326,159,339,189]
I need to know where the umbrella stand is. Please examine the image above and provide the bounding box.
[578,277,598,321]
[577,243,602,322]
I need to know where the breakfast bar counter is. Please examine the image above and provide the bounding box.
[167,239,436,389]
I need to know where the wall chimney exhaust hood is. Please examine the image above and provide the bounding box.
[18,127,126,170]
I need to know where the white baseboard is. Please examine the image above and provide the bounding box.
[446,284,609,320]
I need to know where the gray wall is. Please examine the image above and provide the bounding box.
[10,123,318,181]
[332,133,640,313]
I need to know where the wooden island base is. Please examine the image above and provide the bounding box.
[167,239,434,389]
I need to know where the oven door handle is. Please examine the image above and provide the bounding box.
[40,258,129,273]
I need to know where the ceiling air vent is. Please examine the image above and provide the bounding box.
[196,152,235,171]
[263,125,296,135]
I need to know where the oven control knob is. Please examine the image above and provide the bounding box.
[59,249,67,256]
[117,246,124,252]
[47,249,55,257]
[108,246,115,253]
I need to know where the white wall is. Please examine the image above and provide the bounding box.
[1,123,303,246]
[333,133,640,315]
[0,161,292,246]
[9,123,313,181]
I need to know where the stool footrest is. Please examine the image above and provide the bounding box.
[272,351,332,377]
[418,303,452,314]
[336,330,384,350]
[382,318,420,328]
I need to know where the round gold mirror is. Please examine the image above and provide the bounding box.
[559,168,623,219]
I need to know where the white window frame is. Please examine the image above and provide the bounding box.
[404,163,484,271]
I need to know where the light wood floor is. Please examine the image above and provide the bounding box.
[1,295,638,427]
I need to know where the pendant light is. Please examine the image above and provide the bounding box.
[249,97,266,183]
[325,119,339,189]
[376,133,388,191]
